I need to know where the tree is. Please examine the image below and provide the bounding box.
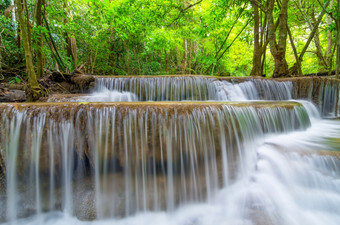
[267,0,290,77]
[336,0,340,78]
[0,0,337,78]
[289,0,330,75]
[250,0,261,76]
[15,0,41,100]
[293,0,330,72]
[35,0,45,79]
[326,0,334,75]
[64,0,77,70]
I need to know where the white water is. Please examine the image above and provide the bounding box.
[94,77,293,101]
[48,88,138,102]
[2,115,340,225]
[76,88,138,102]
[93,76,340,117]
[48,76,340,117]
[1,77,340,225]
[48,78,292,102]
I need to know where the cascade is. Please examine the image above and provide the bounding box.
[93,76,293,101]
[49,76,339,117]
[1,76,340,225]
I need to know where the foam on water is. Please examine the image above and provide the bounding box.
[78,89,138,102]
[48,88,138,102]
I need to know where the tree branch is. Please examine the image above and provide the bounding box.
[298,0,330,61]
[216,19,252,62]
[316,0,334,19]
[251,0,267,12]
[214,6,246,58]
[168,0,203,26]
[287,25,303,76]
[206,18,252,74]
[43,13,67,70]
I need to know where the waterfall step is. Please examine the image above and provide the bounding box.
[1,101,304,111]
[44,75,340,117]
[1,79,340,223]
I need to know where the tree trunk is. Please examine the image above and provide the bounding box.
[289,0,330,75]
[66,36,77,69]
[311,7,328,70]
[183,39,187,74]
[250,0,261,76]
[260,6,268,76]
[109,35,116,75]
[188,40,192,74]
[336,0,340,79]
[326,0,334,75]
[16,0,41,100]
[287,25,302,76]
[268,0,289,77]
[296,0,328,70]
[64,0,77,70]
[35,0,44,79]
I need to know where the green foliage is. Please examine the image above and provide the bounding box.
[0,15,22,68]
[0,0,11,12]
[8,76,21,86]
[224,40,253,76]
[2,0,339,77]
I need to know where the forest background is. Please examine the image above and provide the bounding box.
[1,0,340,95]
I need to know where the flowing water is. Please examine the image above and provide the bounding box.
[1,76,340,225]
[93,77,293,101]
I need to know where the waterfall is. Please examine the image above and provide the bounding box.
[48,76,340,117]
[319,81,340,118]
[1,77,340,225]
[93,77,293,101]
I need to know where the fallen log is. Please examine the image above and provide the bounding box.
[50,71,95,93]
[0,87,26,102]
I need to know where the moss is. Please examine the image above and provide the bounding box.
[0,101,303,117]
[325,138,340,151]
[303,150,340,159]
